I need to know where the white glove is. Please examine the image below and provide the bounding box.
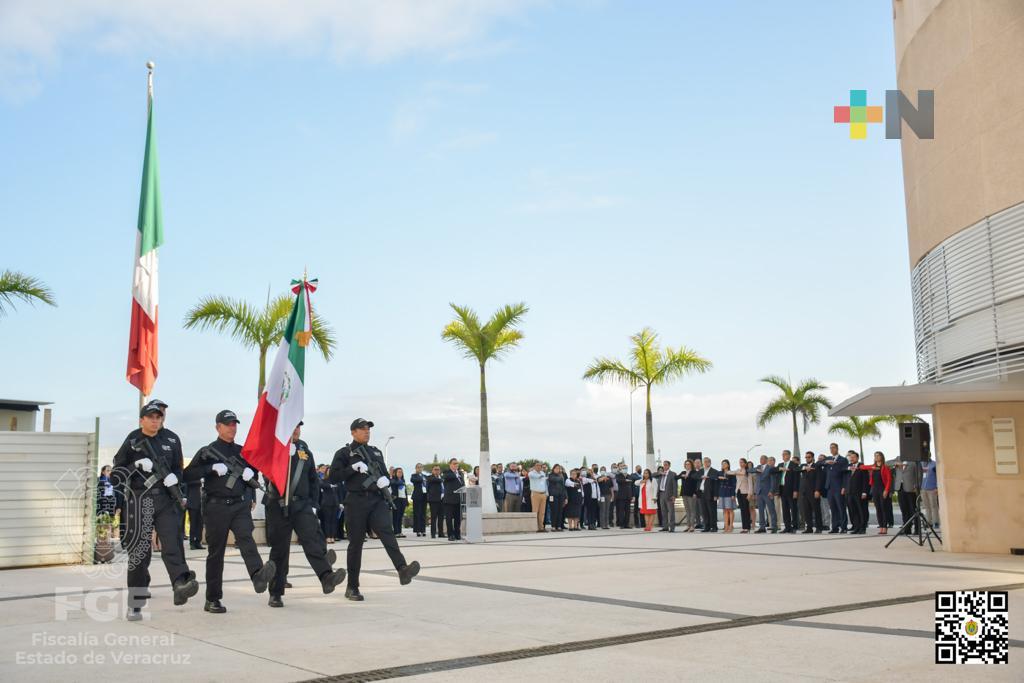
[352,461,369,474]
[211,463,228,477]
[163,473,178,487]
[312,507,318,515]
[549,495,554,502]
[242,467,255,482]
[376,476,391,490]
[135,458,153,473]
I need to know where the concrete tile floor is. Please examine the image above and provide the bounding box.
[0,528,1021,681]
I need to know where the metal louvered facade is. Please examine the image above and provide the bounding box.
[912,200,1024,384]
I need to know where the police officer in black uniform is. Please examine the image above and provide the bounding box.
[330,418,420,601]
[111,401,198,621]
[183,410,277,614]
[264,422,345,607]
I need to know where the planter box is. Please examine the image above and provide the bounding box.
[482,512,535,535]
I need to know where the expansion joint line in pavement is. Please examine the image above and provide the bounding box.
[301,580,1024,682]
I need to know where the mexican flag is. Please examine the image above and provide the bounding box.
[242,278,317,493]
[126,83,163,395]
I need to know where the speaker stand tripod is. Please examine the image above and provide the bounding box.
[885,466,942,552]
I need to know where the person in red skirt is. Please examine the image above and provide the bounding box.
[638,469,658,531]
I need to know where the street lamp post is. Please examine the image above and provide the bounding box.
[745,443,762,460]
[629,385,641,471]
[384,436,395,460]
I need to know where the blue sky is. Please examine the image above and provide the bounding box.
[0,1,920,472]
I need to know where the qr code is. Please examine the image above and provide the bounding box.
[935,591,1009,664]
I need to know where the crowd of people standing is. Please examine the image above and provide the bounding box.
[483,444,939,535]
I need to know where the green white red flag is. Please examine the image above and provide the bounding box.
[126,78,163,395]
[242,278,317,493]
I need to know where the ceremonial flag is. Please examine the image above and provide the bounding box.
[126,67,163,395]
[242,278,318,493]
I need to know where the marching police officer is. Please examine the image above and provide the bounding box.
[330,418,420,601]
[183,410,277,614]
[264,422,346,607]
[111,401,198,621]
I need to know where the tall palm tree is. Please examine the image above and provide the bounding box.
[441,302,528,513]
[583,328,712,472]
[756,376,832,459]
[0,270,56,316]
[828,415,885,459]
[184,292,336,397]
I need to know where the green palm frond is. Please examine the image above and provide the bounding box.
[584,329,710,389]
[442,302,527,365]
[582,357,644,386]
[756,397,793,429]
[183,296,262,350]
[828,416,884,440]
[756,375,831,433]
[653,345,713,385]
[0,270,56,316]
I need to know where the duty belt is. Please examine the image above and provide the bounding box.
[207,496,243,505]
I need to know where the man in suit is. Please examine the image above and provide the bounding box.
[798,451,822,533]
[779,450,801,533]
[425,465,445,538]
[698,457,719,532]
[442,459,465,540]
[815,453,831,531]
[845,451,870,534]
[754,455,778,533]
[613,465,633,529]
[893,459,921,535]
[654,460,678,532]
[825,443,849,533]
[410,463,428,537]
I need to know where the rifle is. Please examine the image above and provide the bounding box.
[198,445,265,493]
[130,438,186,510]
[353,445,396,511]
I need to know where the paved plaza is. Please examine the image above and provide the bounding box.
[1,529,1022,681]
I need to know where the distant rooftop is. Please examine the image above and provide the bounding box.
[0,400,53,412]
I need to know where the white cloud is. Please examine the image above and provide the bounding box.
[0,0,538,99]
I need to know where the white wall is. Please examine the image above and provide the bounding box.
[0,409,37,432]
[0,431,96,568]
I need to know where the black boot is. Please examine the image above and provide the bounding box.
[321,568,347,594]
[252,559,276,594]
[345,587,364,601]
[398,561,420,585]
[172,571,199,606]
[268,595,283,608]
[204,600,226,614]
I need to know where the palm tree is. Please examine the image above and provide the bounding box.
[184,292,336,397]
[756,376,832,459]
[583,328,712,472]
[828,415,886,459]
[0,270,56,316]
[441,302,528,513]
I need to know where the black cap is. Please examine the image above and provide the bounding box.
[298,421,304,427]
[140,402,165,418]
[216,410,240,425]
[148,399,168,409]
[350,418,374,430]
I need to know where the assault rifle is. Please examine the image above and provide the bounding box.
[130,438,186,510]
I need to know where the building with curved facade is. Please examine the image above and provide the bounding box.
[833,0,1024,553]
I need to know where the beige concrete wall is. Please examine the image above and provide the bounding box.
[933,402,1024,553]
[893,0,1024,267]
